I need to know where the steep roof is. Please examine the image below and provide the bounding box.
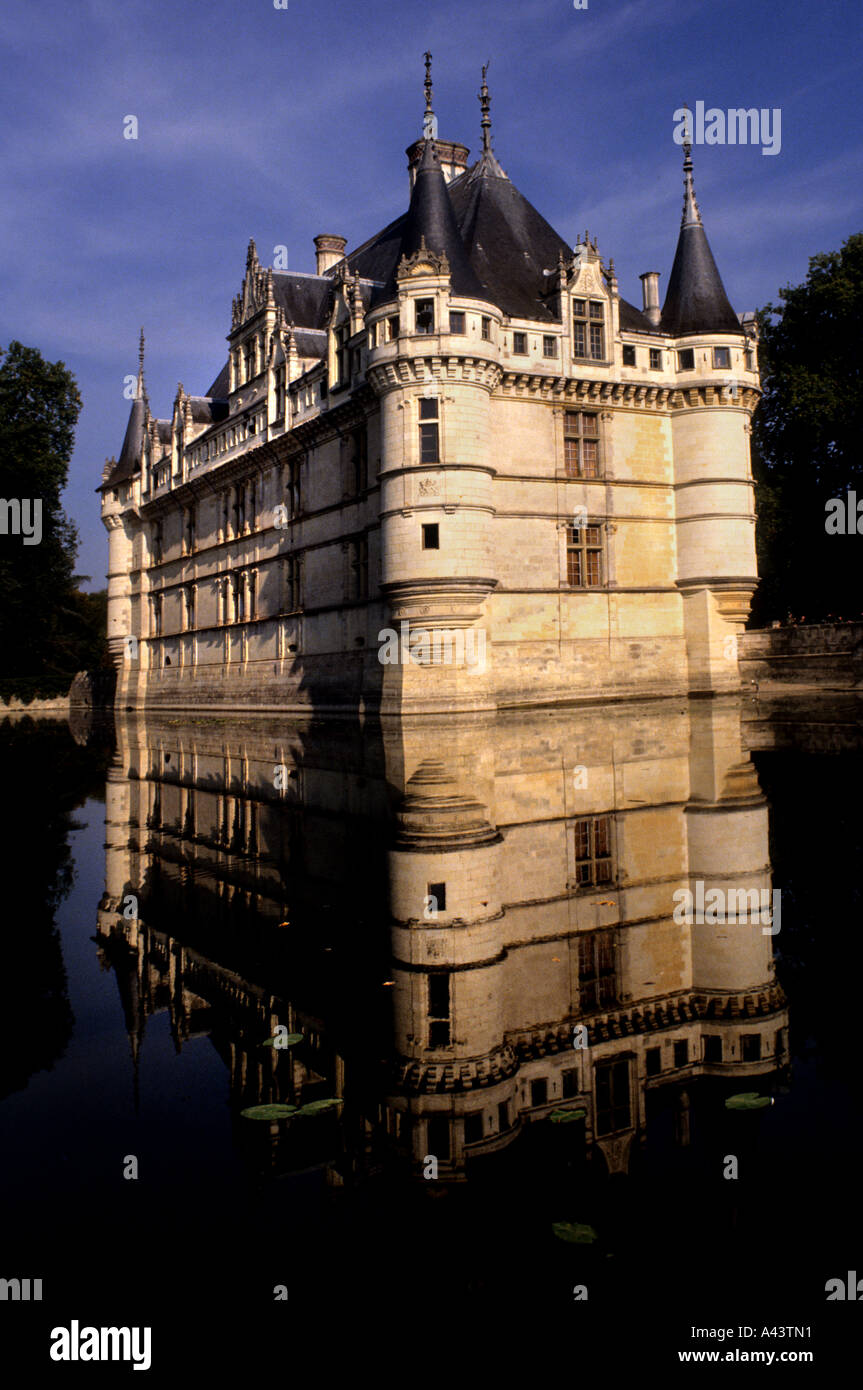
[382,139,488,301]
[346,141,650,329]
[272,272,333,329]
[661,150,739,336]
[111,395,147,482]
[447,151,569,321]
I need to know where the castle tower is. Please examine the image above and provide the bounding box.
[100,330,147,702]
[387,756,505,1177]
[367,139,502,713]
[663,139,761,691]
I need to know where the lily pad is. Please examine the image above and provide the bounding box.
[549,1108,587,1124]
[552,1221,598,1245]
[240,1104,298,1121]
[725,1092,772,1111]
[294,1098,344,1117]
[261,1032,304,1049]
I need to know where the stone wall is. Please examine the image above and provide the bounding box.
[739,623,863,689]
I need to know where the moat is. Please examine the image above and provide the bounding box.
[1,695,861,1371]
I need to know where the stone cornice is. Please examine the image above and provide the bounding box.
[367,356,502,396]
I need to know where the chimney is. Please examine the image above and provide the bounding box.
[314,235,347,275]
[639,271,661,327]
[406,138,470,193]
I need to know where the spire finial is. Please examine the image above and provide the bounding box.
[136,327,147,401]
[423,51,436,139]
[479,61,492,154]
[681,104,702,227]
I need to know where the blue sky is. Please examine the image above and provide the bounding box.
[2,0,862,588]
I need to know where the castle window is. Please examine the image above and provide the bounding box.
[419,397,439,463]
[498,1101,509,1131]
[151,592,162,638]
[564,411,600,478]
[387,315,400,341]
[573,814,612,886]
[243,338,256,382]
[649,348,663,370]
[347,535,368,600]
[247,570,257,621]
[464,1113,484,1145]
[284,457,301,519]
[573,300,605,360]
[183,584,196,630]
[449,311,465,334]
[646,1046,662,1076]
[513,331,528,354]
[677,348,695,370]
[713,346,731,369]
[422,523,439,550]
[426,1115,450,1160]
[530,1078,548,1108]
[368,322,377,349]
[280,555,302,613]
[595,1058,630,1136]
[622,344,636,366]
[274,363,286,419]
[233,572,245,623]
[674,1040,689,1068]
[744,346,755,371]
[428,881,446,912]
[182,505,195,555]
[415,299,435,334]
[566,522,602,586]
[428,971,451,1049]
[543,335,557,358]
[704,1035,722,1063]
[741,1034,762,1062]
[481,316,491,341]
[578,928,617,1011]
[151,520,163,563]
[562,1068,578,1098]
[335,323,350,385]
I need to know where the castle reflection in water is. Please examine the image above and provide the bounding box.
[96,698,787,1183]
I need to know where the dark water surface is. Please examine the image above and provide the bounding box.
[1,701,861,1376]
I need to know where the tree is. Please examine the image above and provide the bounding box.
[0,341,97,692]
[750,233,863,624]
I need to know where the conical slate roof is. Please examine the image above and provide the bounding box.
[383,139,488,300]
[114,396,147,480]
[661,150,739,336]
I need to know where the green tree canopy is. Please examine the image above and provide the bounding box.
[751,232,863,623]
[0,341,105,693]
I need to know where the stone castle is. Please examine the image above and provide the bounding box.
[100,64,761,714]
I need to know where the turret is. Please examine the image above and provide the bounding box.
[663,134,761,690]
[367,133,501,713]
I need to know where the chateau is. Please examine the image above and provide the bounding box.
[100,65,761,714]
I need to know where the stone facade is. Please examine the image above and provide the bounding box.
[100,92,761,715]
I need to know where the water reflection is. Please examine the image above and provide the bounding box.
[94,698,788,1186]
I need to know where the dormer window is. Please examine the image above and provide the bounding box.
[415,299,435,334]
[335,324,350,386]
[573,300,605,360]
[243,339,256,382]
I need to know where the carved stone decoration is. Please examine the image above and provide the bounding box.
[396,234,450,281]
[418,478,440,497]
[596,1131,634,1176]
